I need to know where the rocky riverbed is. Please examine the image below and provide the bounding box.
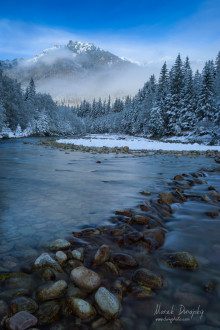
[1,165,220,329]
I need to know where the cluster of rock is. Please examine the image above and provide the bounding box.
[1,168,220,329]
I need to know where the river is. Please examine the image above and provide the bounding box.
[0,138,219,329]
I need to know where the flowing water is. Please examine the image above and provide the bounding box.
[0,138,220,329]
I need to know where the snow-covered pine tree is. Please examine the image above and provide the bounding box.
[166,54,185,135]
[197,60,216,122]
[181,57,196,130]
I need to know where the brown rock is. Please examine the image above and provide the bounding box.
[115,210,132,217]
[93,245,110,266]
[133,215,148,225]
[174,175,184,180]
[159,192,173,204]
[143,229,165,246]
[132,268,163,289]
[140,205,150,212]
[110,229,124,236]
[111,253,138,268]
[164,251,199,269]
[124,231,144,244]
[35,300,61,325]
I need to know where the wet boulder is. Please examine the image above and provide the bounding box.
[4,311,38,330]
[65,297,96,321]
[35,300,62,325]
[33,253,63,273]
[55,251,67,265]
[95,287,120,319]
[111,253,138,268]
[11,296,38,314]
[132,268,163,289]
[70,266,101,292]
[93,245,110,265]
[159,192,173,204]
[164,251,199,270]
[48,239,71,251]
[72,248,84,261]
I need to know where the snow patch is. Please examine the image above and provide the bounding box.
[57,134,220,151]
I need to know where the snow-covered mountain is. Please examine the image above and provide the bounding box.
[0,41,147,103]
[1,41,134,81]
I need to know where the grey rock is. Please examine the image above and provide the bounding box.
[66,297,96,321]
[5,311,38,330]
[33,253,63,273]
[48,239,71,251]
[55,251,67,265]
[70,266,101,292]
[95,287,120,319]
[72,248,84,261]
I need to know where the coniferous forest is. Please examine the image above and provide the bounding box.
[0,52,220,141]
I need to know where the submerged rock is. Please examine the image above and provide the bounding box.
[66,297,96,321]
[70,266,101,292]
[35,300,62,325]
[164,251,199,269]
[40,268,56,281]
[48,239,71,251]
[93,245,110,265]
[132,268,163,289]
[0,299,9,316]
[111,253,138,268]
[36,280,68,301]
[5,311,38,330]
[11,296,38,314]
[33,253,63,273]
[95,287,120,319]
[159,192,173,204]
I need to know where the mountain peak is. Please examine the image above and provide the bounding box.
[67,40,101,54]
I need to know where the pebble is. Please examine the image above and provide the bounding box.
[70,266,101,292]
[95,287,120,319]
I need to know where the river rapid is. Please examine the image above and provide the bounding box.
[0,138,220,329]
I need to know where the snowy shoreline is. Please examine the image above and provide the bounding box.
[57,134,220,152]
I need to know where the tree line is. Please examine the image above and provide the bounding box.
[0,52,220,140]
[74,52,220,140]
[0,65,85,137]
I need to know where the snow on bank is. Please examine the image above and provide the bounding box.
[57,134,220,151]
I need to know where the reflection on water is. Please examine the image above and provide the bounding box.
[0,138,220,329]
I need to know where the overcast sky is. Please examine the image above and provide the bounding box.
[0,0,219,66]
